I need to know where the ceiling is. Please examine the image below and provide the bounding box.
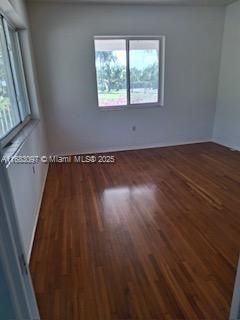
[27,0,237,5]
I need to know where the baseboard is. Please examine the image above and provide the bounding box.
[212,137,240,151]
[50,138,210,157]
[230,256,240,320]
[27,163,49,263]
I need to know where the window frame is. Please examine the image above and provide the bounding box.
[94,35,166,110]
[0,16,31,148]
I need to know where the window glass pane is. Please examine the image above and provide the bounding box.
[95,39,127,107]
[8,28,30,120]
[129,40,159,104]
[0,25,20,139]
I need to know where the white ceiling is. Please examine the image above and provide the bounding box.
[27,0,237,5]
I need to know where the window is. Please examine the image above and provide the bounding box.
[94,36,165,108]
[0,17,30,145]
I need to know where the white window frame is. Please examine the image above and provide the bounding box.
[94,35,166,110]
[0,16,31,148]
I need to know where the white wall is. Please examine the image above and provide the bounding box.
[213,0,240,151]
[1,0,48,260]
[7,123,48,261]
[0,259,16,319]
[27,3,225,155]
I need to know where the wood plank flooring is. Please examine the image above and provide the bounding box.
[30,142,240,320]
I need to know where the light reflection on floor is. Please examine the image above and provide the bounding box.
[101,184,157,226]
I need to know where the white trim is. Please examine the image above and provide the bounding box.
[1,116,31,148]
[0,2,26,30]
[0,218,24,318]
[160,36,166,106]
[3,120,39,168]
[50,138,210,157]
[212,136,240,152]
[126,38,130,105]
[27,163,49,263]
[0,149,40,319]
[95,35,165,39]
[230,256,240,320]
[98,103,163,111]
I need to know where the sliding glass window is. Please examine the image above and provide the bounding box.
[0,17,30,145]
[94,36,165,109]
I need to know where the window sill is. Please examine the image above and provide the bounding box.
[2,119,39,168]
[98,103,164,111]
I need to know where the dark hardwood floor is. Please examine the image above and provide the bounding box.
[30,142,240,320]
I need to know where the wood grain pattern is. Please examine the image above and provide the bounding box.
[30,142,240,320]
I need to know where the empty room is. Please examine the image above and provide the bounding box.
[0,0,240,319]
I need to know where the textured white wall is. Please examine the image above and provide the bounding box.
[27,3,225,155]
[213,0,240,151]
[8,123,48,261]
[4,0,48,260]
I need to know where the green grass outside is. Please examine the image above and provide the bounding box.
[99,89,158,106]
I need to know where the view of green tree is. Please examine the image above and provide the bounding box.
[95,48,159,106]
[130,62,158,90]
[0,96,10,112]
[0,46,15,139]
[96,51,126,93]
[0,50,10,112]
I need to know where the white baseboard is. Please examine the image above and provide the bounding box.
[212,136,240,151]
[51,138,210,157]
[230,256,240,320]
[27,163,49,263]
